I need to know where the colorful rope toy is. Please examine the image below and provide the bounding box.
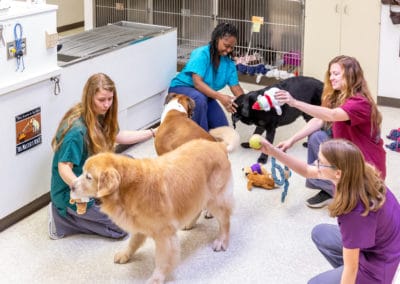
[271,157,291,202]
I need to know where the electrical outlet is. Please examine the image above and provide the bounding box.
[6,38,27,60]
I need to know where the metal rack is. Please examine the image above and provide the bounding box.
[58,21,172,66]
[93,0,304,72]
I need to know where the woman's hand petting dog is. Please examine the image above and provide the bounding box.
[219,93,238,113]
[274,90,297,106]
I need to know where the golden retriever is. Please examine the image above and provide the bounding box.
[71,139,234,284]
[154,93,239,155]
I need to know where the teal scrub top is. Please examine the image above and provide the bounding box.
[170,44,239,91]
[50,118,93,217]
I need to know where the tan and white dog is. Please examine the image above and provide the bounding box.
[71,139,234,284]
[154,93,240,155]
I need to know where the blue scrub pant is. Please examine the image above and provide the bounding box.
[308,224,344,284]
[305,130,335,196]
[51,202,127,239]
[168,86,229,131]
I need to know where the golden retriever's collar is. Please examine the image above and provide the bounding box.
[161,99,188,122]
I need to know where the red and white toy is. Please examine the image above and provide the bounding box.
[252,87,284,115]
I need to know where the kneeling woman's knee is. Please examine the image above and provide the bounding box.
[311,224,327,245]
[309,130,329,145]
[194,95,208,110]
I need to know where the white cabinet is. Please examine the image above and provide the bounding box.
[378,5,400,100]
[303,0,381,99]
[0,20,176,220]
[0,2,60,220]
[0,2,60,95]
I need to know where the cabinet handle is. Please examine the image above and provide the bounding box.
[343,5,348,15]
[335,4,341,13]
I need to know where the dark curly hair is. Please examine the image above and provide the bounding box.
[209,22,238,70]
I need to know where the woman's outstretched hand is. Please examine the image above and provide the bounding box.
[275,90,296,107]
[276,138,294,152]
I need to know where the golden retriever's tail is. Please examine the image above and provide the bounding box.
[209,126,240,153]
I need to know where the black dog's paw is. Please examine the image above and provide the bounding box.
[257,153,268,164]
[241,142,250,148]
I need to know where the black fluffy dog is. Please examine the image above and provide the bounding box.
[232,76,323,164]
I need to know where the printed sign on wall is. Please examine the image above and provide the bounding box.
[251,16,264,33]
[15,107,42,154]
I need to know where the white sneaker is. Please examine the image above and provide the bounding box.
[48,203,64,240]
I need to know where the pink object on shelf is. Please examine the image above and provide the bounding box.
[283,51,301,66]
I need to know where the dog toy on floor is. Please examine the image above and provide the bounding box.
[271,157,291,202]
[251,87,284,115]
[243,163,275,191]
[248,134,291,202]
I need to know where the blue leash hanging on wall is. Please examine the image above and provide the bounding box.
[271,157,291,202]
[14,23,25,72]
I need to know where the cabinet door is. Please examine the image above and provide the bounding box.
[341,0,381,98]
[303,0,341,81]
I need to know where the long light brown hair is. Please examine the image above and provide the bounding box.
[321,55,382,136]
[51,73,119,155]
[321,139,386,217]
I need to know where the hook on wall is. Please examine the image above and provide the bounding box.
[50,76,61,96]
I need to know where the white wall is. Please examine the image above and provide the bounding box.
[379,5,400,99]
[46,0,83,27]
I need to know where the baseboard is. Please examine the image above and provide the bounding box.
[0,192,50,232]
[57,21,84,33]
[378,96,400,108]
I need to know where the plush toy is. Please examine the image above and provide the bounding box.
[243,163,275,191]
[69,191,89,214]
[252,87,284,115]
